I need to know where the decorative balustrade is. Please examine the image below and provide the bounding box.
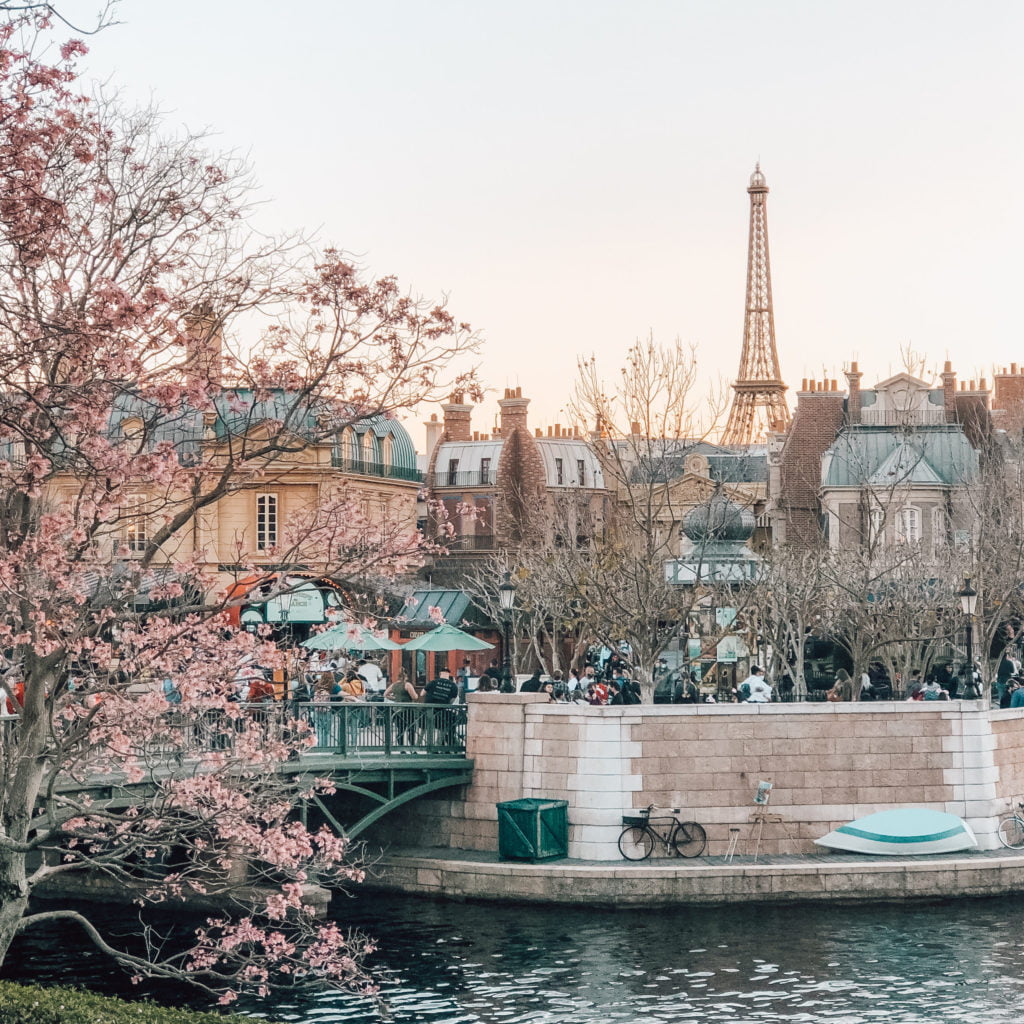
[859,408,946,426]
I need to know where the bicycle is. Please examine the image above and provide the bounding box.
[617,805,707,860]
[997,801,1024,849]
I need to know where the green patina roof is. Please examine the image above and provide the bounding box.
[403,589,472,628]
[822,426,978,488]
[103,391,417,471]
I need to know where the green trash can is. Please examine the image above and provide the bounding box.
[497,798,569,861]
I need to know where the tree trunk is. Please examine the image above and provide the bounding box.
[0,851,30,969]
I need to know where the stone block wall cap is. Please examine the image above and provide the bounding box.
[467,692,548,703]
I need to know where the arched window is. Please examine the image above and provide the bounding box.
[361,431,376,471]
[338,428,356,469]
[381,433,393,470]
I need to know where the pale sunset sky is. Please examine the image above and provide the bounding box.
[61,0,1024,448]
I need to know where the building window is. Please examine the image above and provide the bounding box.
[381,434,393,469]
[555,457,564,485]
[577,459,586,486]
[125,497,148,555]
[896,506,920,545]
[447,458,459,486]
[361,431,375,470]
[337,427,356,468]
[256,493,278,551]
[931,506,945,556]
[868,507,884,547]
[479,457,491,484]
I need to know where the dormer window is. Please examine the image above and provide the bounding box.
[121,417,145,447]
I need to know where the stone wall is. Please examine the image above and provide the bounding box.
[992,708,1024,810]
[369,695,1024,860]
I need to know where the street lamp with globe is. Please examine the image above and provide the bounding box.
[958,576,980,700]
[498,572,517,692]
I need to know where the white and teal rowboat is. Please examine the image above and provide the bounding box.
[815,808,977,855]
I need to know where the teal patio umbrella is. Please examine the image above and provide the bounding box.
[402,623,494,652]
[300,623,401,651]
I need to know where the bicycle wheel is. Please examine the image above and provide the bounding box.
[672,821,707,858]
[618,826,655,861]
[998,815,1024,850]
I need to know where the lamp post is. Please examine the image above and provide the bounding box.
[498,572,516,693]
[958,576,979,700]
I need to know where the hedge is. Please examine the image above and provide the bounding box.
[0,982,277,1024]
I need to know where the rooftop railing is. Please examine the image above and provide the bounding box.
[331,457,423,482]
[427,470,496,488]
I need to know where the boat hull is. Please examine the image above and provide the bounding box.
[815,808,978,856]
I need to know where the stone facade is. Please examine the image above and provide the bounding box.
[368,694,1024,861]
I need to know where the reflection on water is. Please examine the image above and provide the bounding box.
[7,892,1024,1023]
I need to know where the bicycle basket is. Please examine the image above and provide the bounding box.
[621,811,650,826]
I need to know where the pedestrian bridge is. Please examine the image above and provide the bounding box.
[288,702,473,839]
[30,703,473,842]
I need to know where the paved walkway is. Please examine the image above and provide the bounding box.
[365,843,1024,906]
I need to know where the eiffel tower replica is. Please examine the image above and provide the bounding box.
[721,164,791,446]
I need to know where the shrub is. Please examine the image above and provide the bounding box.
[0,981,274,1024]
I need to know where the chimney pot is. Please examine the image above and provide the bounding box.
[944,360,953,373]
[850,361,859,373]
[1014,363,1019,375]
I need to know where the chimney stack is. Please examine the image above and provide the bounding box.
[183,303,223,384]
[845,361,863,423]
[441,390,473,442]
[498,386,530,437]
[423,412,443,457]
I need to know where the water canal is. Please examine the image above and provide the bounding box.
[6,891,1024,1023]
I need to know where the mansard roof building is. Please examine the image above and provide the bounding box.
[771,361,1023,551]
[424,389,611,577]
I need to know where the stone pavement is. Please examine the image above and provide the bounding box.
[363,843,1024,906]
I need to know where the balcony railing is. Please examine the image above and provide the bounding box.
[1,703,468,763]
[427,470,495,488]
[859,408,947,426]
[443,534,496,552]
[331,457,423,482]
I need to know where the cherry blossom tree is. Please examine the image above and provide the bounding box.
[0,12,477,1004]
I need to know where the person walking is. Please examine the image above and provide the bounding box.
[739,665,772,703]
[828,669,853,702]
[456,658,472,703]
[423,667,459,748]
[385,671,419,745]
[520,669,543,693]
